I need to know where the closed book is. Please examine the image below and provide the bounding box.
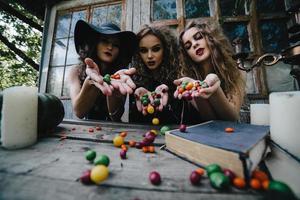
[165,120,270,179]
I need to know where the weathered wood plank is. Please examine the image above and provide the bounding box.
[0,173,263,200]
[0,138,263,199]
[52,121,176,145]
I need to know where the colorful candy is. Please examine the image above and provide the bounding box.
[190,171,201,185]
[103,74,111,84]
[209,172,230,189]
[113,135,124,147]
[85,150,96,162]
[120,149,127,159]
[152,118,160,125]
[80,170,92,185]
[223,168,236,183]
[179,124,187,132]
[90,165,109,184]
[149,171,161,185]
[94,155,110,166]
[160,126,170,135]
[233,177,246,189]
[206,164,222,177]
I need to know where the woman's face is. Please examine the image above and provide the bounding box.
[97,36,120,64]
[139,34,163,70]
[182,27,211,64]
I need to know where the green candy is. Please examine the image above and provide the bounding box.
[153,99,160,106]
[94,155,110,166]
[209,172,230,190]
[160,125,170,135]
[142,99,150,106]
[268,181,293,195]
[206,164,222,177]
[103,74,111,84]
[85,150,96,161]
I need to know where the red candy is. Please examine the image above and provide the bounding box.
[223,168,236,183]
[149,171,161,185]
[80,170,92,185]
[179,124,187,132]
[190,171,201,185]
[120,149,127,159]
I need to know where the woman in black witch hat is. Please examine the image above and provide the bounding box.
[68,20,138,121]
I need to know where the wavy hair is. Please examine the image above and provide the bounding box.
[132,25,180,88]
[179,19,245,100]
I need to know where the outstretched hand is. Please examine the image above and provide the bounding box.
[134,87,152,115]
[173,77,196,99]
[85,58,113,96]
[196,73,220,99]
[110,68,136,95]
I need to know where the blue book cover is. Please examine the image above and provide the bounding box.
[169,120,270,154]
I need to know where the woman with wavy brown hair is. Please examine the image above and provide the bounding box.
[129,25,181,124]
[174,19,245,122]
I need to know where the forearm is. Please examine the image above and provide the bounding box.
[208,87,240,121]
[72,81,100,119]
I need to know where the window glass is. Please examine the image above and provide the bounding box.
[220,0,247,16]
[153,0,177,20]
[258,0,285,14]
[70,10,87,37]
[50,39,68,66]
[66,38,79,66]
[47,67,64,96]
[260,19,289,53]
[185,0,210,18]
[223,22,250,53]
[62,66,75,96]
[55,13,71,39]
[92,6,108,26]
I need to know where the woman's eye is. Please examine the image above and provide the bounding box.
[139,48,148,54]
[184,42,191,50]
[194,32,203,40]
[152,46,161,52]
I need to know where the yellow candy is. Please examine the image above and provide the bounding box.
[152,118,160,125]
[150,129,158,135]
[113,135,124,147]
[90,165,109,184]
[147,105,155,114]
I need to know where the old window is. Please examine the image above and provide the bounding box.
[151,0,290,95]
[46,2,122,98]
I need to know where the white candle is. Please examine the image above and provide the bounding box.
[270,91,300,158]
[1,86,38,149]
[250,104,270,125]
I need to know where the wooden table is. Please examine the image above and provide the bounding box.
[0,120,264,200]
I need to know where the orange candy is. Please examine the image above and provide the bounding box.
[129,140,136,147]
[185,82,194,90]
[250,178,261,190]
[178,87,184,94]
[233,177,246,189]
[225,127,234,133]
[148,146,155,153]
[142,146,149,153]
[88,128,94,133]
[252,170,269,182]
[195,168,205,176]
[119,132,127,137]
[262,180,269,190]
[121,144,128,151]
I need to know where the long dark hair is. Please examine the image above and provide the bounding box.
[77,36,132,83]
[132,25,180,88]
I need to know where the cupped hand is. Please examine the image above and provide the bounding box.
[84,58,113,96]
[195,73,220,99]
[134,87,152,115]
[173,77,196,99]
[154,84,169,111]
[110,68,136,95]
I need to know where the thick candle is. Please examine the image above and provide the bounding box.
[1,86,38,149]
[270,91,300,158]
